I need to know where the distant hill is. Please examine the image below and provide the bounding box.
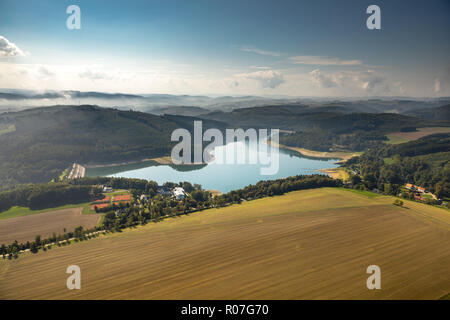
[199,104,438,132]
[199,104,448,152]
[404,104,450,121]
[0,105,224,191]
[0,101,448,191]
[148,106,209,117]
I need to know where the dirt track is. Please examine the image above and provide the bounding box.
[0,208,101,244]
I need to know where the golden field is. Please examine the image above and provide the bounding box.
[0,207,101,244]
[0,188,449,299]
[386,127,450,144]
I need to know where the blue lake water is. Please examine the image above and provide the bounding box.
[86,141,338,193]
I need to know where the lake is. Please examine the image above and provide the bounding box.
[86,140,339,193]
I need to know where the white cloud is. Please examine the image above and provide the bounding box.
[236,70,285,89]
[355,70,387,92]
[38,66,54,77]
[434,67,450,94]
[0,35,26,57]
[240,46,281,57]
[79,69,113,81]
[394,81,405,94]
[309,69,390,94]
[290,55,362,66]
[309,69,337,88]
[434,78,441,93]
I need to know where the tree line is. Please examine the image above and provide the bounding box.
[0,183,101,212]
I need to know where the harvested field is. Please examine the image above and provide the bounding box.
[386,127,450,144]
[0,208,102,244]
[0,188,449,299]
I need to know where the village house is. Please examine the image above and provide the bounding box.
[173,187,186,200]
[102,185,113,193]
[405,183,426,193]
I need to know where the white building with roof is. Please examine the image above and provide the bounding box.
[173,187,186,200]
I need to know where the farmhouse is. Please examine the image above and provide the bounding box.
[173,187,186,200]
[404,183,426,193]
[102,185,113,193]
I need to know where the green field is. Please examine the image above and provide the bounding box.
[0,202,93,220]
[0,124,15,136]
[386,127,450,144]
[1,187,449,299]
[338,187,382,198]
[0,189,130,220]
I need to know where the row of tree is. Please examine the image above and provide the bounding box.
[0,183,101,212]
[0,225,102,258]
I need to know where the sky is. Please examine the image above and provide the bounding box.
[0,0,449,97]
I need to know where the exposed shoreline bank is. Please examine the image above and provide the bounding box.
[270,141,359,180]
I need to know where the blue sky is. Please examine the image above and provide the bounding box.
[0,0,449,96]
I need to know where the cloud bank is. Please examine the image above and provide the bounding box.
[290,56,362,66]
[0,36,26,57]
[237,70,285,89]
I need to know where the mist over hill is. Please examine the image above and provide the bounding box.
[1,89,449,116]
[0,92,449,191]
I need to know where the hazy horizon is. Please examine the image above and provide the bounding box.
[1,0,449,97]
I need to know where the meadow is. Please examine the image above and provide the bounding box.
[0,188,449,299]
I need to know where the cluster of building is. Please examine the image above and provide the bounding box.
[156,186,186,200]
[404,183,438,202]
[405,184,426,193]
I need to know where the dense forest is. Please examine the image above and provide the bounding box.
[0,183,101,212]
[344,133,450,198]
[199,104,447,152]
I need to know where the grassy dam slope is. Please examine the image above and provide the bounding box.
[0,188,449,299]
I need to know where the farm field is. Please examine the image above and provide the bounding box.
[0,188,449,299]
[0,207,102,244]
[0,202,92,221]
[386,127,450,144]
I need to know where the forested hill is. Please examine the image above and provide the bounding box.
[199,104,448,152]
[0,105,224,191]
[199,104,436,131]
[344,133,450,198]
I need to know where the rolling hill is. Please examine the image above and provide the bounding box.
[0,105,224,191]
